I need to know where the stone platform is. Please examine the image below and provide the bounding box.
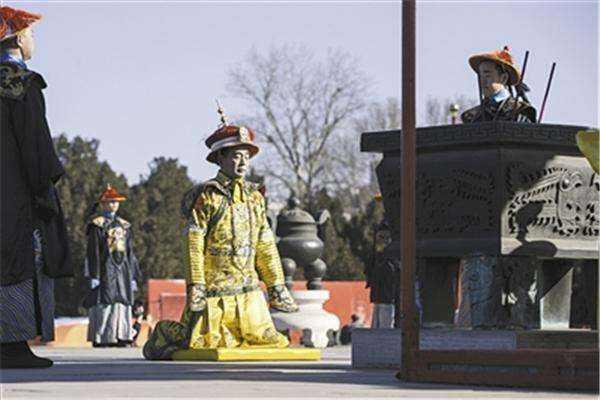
[172,347,321,361]
[352,328,599,369]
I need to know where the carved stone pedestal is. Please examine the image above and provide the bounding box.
[270,290,340,348]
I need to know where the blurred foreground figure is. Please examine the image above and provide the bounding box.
[144,105,298,360]
[84,185,141,347]
[576,129,599,173]
[0,6,72,368]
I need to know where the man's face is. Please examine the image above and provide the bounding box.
[478,61,508,98]
[17,28,34,61]
[102,201,120,214]
[219,147,251,179]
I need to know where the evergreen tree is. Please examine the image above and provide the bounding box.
[129,157,194,284]
[309,189,379,281]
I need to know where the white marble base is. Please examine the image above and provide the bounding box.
[271,290,340,348]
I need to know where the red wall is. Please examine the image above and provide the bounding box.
[147,279,186,323]
[146,279,372,327]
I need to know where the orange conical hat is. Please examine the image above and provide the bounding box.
[98,184,127,202]
[0,6,41,42]
[469,45,520,86]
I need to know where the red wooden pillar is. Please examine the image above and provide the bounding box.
[399,0,418,380]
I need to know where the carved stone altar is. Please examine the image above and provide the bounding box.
[361,122,599,329]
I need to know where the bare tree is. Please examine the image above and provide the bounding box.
[327,97,403,209]
[354,97,401,132]
[423,94,478,126]
[227,44,370,206]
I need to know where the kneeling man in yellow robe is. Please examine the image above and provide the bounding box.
[143,108,298,360]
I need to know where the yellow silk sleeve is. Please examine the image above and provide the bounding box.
[184,193,210,285]
[255,195,285,287]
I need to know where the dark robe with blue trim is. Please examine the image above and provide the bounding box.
[0,61,72,287]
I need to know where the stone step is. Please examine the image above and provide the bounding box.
[351,328,598,369]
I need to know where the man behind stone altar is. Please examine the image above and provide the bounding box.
[461,46,536,124]
[456,46,539,330]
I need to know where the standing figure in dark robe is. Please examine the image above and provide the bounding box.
[461,46,536,124]
[0,6,72,368]
[367,218,421,329]
[366,219,398,329]
[84,185,141,347]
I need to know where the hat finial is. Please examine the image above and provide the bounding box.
[215,99,229,127]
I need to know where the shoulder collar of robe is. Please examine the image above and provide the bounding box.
[460,97,536,123]
[90,215,130,229]
[508,98,537,122]
[215,171,236,189]
[215,170,261,198]
[90,215,109,228]
[180,178,230,220]
[116,217,131,229]
[180,173,263,220]
[0,62,46,100]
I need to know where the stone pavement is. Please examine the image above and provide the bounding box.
[0,346,596,399]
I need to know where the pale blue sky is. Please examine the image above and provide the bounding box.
[8,1,599,183]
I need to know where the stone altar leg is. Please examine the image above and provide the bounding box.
[538,259,573,330]
[456,255,504,329]
[570,260,599,329]
[420,258,459,327]
[456,255,540,329]
[501,256,540,330]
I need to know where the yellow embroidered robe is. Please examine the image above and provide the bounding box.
[181,172,288,349]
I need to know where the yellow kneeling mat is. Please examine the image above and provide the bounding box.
[171,347,321,362]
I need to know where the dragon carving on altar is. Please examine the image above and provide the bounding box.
[505,163,600,239]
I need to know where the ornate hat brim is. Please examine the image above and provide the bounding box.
[99,196,127,202]
[0,23,38,43]
[206,142,259,164]
[469,54,520,86]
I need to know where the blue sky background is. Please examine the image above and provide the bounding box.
[7,1,599,183]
